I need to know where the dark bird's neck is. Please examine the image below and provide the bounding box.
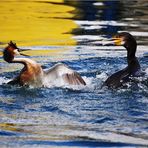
[127,47,140,74]
[124,40,140,74]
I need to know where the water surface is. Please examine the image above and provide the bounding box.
[0,0,148,147]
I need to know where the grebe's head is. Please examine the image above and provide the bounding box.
[3,41,30,63]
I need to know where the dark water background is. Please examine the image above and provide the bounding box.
[0,0,148,147]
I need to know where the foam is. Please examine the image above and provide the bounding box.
[0,77,10,85]
[145,68,148,76]
[96,72,108,81]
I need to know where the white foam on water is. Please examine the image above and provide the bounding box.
[145,68,148,76]
[96,72,108,81]
[0,77,10,85]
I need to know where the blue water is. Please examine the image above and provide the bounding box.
[0,54,148,147]
[0,0,148,147]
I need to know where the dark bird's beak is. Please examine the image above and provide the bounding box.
[111,37,124,46]
[102,37,124,46]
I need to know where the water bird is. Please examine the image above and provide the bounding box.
[104,32,141,88]
[3,41,86,87]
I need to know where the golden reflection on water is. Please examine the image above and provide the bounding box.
[0,123,23,133]
[0,0,77,46]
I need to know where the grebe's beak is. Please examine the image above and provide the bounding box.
[14,48,31,57]
[19,48,31,57]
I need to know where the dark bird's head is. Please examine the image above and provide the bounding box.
[112,32,137,58]
[3,41,30,63]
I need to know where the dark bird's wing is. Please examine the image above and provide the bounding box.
[104,67,130,88]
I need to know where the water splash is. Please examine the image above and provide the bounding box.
[0,77,10,85]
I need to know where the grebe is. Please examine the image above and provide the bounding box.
[3,41,86,87]
[104,32,141,88]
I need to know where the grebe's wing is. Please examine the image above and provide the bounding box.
[44,63,86,85]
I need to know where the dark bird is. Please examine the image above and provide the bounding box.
[104,32,141,88]
[3,41,86,87]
